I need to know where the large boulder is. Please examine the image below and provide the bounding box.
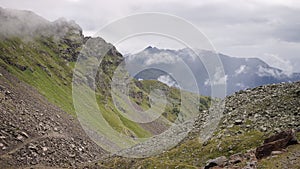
[255,129,298,159]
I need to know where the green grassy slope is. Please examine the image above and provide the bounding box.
[0,33,210,140]
[0,36,76,114]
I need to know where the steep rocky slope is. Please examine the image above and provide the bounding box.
[98,81,300,168]
[0,67,104,168]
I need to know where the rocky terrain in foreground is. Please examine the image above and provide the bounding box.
[205,81,300,143]
[97,81,300,169]
[0,67,105,168]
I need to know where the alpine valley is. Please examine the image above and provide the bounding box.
[0,7,299,169]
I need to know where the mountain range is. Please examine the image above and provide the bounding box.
[126,46,300,96]
[0,7,299,169]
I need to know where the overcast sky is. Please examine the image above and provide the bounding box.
[1,0,300,73]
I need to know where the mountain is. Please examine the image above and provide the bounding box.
[126,46,300,96]
[0,7,299,169]
[0,7,210,168]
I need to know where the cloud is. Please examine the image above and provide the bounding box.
[204,67,227,86]
[1,0,299,73]
[235,65,247,75]
[127,49,181,66]
[260,53,294,76]
[256,65,284,78]
[157,75,180,88]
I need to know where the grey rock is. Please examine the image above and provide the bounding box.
[234,119,243,125]
[205,156,227,169]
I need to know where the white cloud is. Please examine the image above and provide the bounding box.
[257,65,284,78]
[145,52,180,65]
[260,53,294,76]
[235,65,247,75]
[157,75,180,88]
[204,67,227,86]
[127,49,181,66]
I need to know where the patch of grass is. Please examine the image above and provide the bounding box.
[0,37,75,115]
[97,96,152,138]
[258,144,300,169]
[100,129,265,168]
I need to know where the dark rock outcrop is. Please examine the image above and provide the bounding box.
[255,129,298,159]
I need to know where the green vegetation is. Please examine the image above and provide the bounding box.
[0,35,211,140]
[0,37,75,114]
[257,144,300,169]
[100,129,265,168]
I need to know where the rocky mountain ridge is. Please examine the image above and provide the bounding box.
[128,46,300,96]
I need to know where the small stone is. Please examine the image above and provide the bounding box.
[68,153,76,157]
[227,124,234,128]
[0,73,3,77]
[42,147,48,152]
[20,131,29,138]
[0,143,4,147]
[53,127,59,132]
[70,144,76,148]
[260,126,267,132]
[231,158,242,164]
[271,151,283,156]
[28,144,37,150]
[16,135,23,141]
[203,141,208,146]
[205,156,227,169]
[234,120,243,125]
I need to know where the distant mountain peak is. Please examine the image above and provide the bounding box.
[144,46,160,53]
[126,47,300,96]
[145,45,153,49]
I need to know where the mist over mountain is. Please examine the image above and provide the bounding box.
[126,46,300,96]
[0,7,82,41]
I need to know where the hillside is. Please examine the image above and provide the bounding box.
[0,8,211,168]
[0,7,299,169]
[98,81,300,168]
[0,67,105,167]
